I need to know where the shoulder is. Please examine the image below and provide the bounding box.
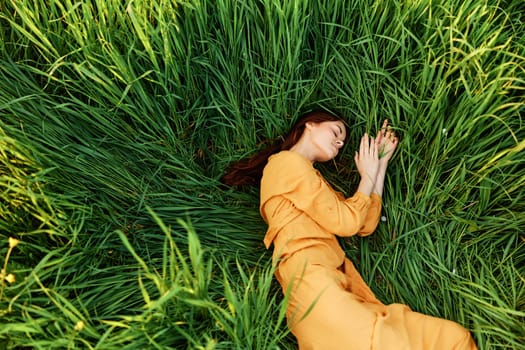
[266,150,313,171]
[261,151,320,194]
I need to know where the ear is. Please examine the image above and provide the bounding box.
[305,122,316,130]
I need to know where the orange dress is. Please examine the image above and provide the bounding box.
[260,151,477,350]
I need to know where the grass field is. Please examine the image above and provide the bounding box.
[1,0,524,349]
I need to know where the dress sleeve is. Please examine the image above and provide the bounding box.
[261,152,381,237]
[357,193,382,236]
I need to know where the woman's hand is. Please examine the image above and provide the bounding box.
[376,119,398,166]
[371,119,398,197]
[354,133,380,195]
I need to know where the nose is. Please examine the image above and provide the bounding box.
[334,140,344,148]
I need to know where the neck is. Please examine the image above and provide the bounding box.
[289,137,315,163]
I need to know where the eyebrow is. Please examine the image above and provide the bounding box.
[337,125,343,136]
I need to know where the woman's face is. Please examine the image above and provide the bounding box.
[305,120,346,162]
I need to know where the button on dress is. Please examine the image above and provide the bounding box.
[260,151,477,350]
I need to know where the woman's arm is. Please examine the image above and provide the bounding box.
[261,152,375,236]
[358,120,398,235]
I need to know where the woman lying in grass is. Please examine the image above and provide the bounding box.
[222,111,477,350]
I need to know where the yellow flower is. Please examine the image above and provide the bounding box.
[8,237,19,249]
[74,320,85,332]
[5,273,15,284]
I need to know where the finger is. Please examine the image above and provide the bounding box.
[358,136,365,158]
[376,128,383,141]
[370,137,378,158]
[375,135,381,145]
[382,120,389,136]
[366,135,372,155]
[361,133,369,153]
[386,127,396,141]
[391,131,398,142]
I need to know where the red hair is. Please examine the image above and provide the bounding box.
[221,110,343,187]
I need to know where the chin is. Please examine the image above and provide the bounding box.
[329,149,339,160]
[318,152,337,162]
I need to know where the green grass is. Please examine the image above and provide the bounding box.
[1,0,524,349]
